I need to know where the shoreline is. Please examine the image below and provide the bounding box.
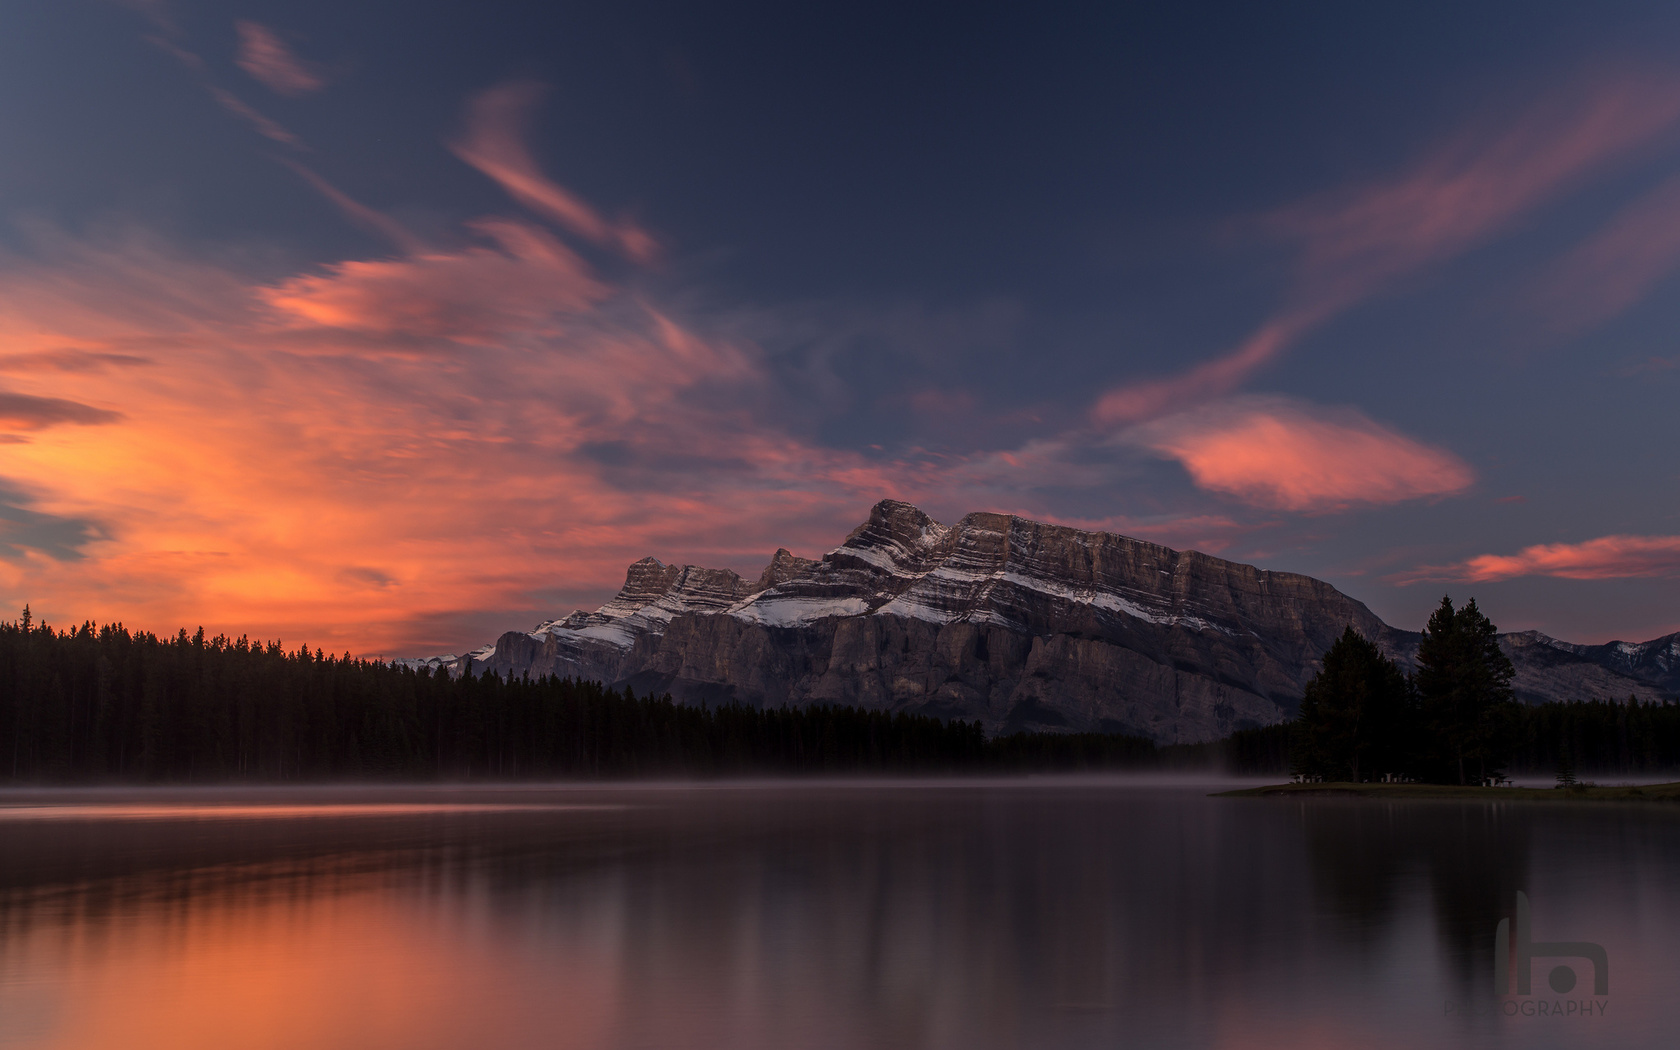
[1215,781,1680,801]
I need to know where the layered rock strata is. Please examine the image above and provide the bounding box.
[432,501,1676,743]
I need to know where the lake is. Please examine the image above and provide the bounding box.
[1,779,1676,1049]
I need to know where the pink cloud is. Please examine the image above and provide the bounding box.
[30,65,1661,654]
[260,220,606,341]
[1399,535,1680,584]
[129,14,310,149]
[208,86,305,149]
[235,22,324,96]
[1091,69,1680,426]
[451,82,658,263]
[0,225,1480,653]
[1535,172,1680,333]
[279,161,425,254]
[0,224,932,655]
[1132,397,1475,512]
[0,350,151,373]
[1277,72,1680,290]
[1092,313,1318,426]
[163,41,430,270]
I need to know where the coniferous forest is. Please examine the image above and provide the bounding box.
[0,611,1172,781]
[1,609,1676,784]
[1289,596,1680,784]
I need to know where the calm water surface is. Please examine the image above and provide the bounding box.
[1,779,1677,1049]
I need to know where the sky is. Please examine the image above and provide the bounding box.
[1,0,1678,657]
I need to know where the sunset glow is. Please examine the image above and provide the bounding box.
[1,3,1676,653]
[6,8,1680,1047]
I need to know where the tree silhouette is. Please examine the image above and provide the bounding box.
[1414,596,1518,784]
[1291,626,1414,782]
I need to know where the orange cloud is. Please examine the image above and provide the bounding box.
[235,21,325,96]
[1400,535,1680,583]
[0,222,1469,653]
[1133,397,1475,512]
[451,82,659,263]
[259,220,606,341]
[0,220,927,656]
[0,349,152,373]
[1091,69,1680,425]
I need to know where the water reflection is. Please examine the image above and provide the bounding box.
[1299,801,1531,991]
[1,782,1678,1049]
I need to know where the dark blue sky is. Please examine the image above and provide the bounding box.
[1,0,1677,653]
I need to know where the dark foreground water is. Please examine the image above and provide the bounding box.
[1,779,1676,1050]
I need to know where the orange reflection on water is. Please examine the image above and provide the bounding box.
[0,803,623,822]
[0,877,619,1050]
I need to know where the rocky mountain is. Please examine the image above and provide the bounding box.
[1488,630,1679,707]
[423,501,1676,743]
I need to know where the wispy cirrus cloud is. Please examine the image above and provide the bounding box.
[1092,314,1320,427]
[278,160,425,254]
[0,151,941,656]
[126,8,309,150]
[141,21,428,267]
[0,350,152,373]
[1092,69,1680,426]
[259,219,607,341]
[0,226,884,653]
[1128,396,1475,512]
[8,195,1247,654]
[1534,172,1680,334]
[1395,535,1680,584]
[451,82,659,263]
[0,63,888,654]
[207,85,305,148]
[235,21,324,96]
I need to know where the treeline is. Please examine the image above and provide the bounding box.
[1511,700,1680,776]
[8,610,1667,784]
[1290,596,1680,783]
[0,611,1221,783]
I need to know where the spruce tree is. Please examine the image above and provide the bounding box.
[1414,596,1519,784]
[1291,626,1414,782]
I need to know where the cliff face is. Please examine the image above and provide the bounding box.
[453,500,1676,743]
[463,501,1359,742]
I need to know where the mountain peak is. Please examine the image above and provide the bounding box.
[755,547,815,592]
[451,503,1678,741]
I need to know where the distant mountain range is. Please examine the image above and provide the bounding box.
[412,500,1679,744]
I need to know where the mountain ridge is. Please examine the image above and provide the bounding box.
[418,500,1678,743]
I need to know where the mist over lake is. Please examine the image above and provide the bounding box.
[2,780,1676,1050]
[6,1,1680,1047]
